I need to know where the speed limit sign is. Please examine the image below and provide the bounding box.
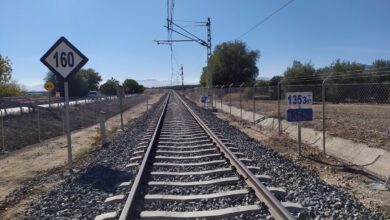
[40,36,88,80]
[40,36,88,170]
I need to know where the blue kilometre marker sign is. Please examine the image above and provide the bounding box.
[286,92,313,122]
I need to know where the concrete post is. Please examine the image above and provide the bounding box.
[277,82,282,135]
[239,83,245,123]
[1,110,4,153]
[37,108,41,142]
[253,86,256,125]
[229,83,234,116]
[297,122,302,156]
[119,97,124,130]
[146,94,149,111]
[322,79,327,154]
[220,85,225,109]
[100,111,107,147]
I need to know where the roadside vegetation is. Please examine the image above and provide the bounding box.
[0,54,25,97]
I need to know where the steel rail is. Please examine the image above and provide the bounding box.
[119,92,170,220]
[174,91,295,220]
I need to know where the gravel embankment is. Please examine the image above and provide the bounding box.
[23,94,167,219]
[137,96,269,219]
[181,94,384,220]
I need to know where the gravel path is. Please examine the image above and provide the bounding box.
[181,95,384,220]
[23,94,167,219]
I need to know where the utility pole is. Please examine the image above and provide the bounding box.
[155,0,212,105]
[181,65,184,87]
[206,17,212,88]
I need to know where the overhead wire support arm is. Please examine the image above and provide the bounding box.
[161,25,208,47]
[171,21,208,46]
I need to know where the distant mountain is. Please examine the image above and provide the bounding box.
[136,79,178,88]
[24,84,44,92]
[256,76,270,81]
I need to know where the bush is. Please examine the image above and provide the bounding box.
[0,81,24,97]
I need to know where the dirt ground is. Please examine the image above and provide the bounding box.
[213,111,390,218]
[0,94,148,152]
[209,91,390,150]
[0,92,164,219]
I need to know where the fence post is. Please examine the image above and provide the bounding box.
[253,86,256,125]
[80,104,84,128]
[119,96,124,130]
[213,87,216,108]
[1,110,4,153]
[297,122,302,156]
[220,85,224,109]
[239,83,245,123]
[322,79,327,154]
[229,83,233,116]
[277,82,282,135]
[100,111,107,146]
[37,108,41,142]
[62,107,66,134]
[146,94,149,111]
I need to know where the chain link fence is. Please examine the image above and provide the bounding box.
[0,90,163,153]
[182,82,390,151]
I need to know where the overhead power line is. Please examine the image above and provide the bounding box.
[236,0,295,40]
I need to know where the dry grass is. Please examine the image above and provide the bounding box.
[190,91,390,150]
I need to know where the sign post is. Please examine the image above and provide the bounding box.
[286,92,313,156]
[40,37,88,170]
[44,81,55,108]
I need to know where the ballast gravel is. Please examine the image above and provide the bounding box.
[181,95,384,220]
[23,94,167,219]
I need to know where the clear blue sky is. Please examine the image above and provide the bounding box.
[1,0,390,88]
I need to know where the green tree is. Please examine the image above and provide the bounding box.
[371,60,390,102]
[123,79,144,94]
[371,59,390,82]
[100,78,119,95]
[318,60,365,102]
[283,60,319,85]
[83,68,102,91]
[0,54,12,83]
[45,68,102,97]
[0,81,25,97]
[269,75,284,86]
[318,59,365,83]
[200,41,260,86]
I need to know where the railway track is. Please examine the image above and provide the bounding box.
[96,91,302,220]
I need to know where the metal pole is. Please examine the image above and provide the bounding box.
[37,108,41,142]
[277,82,282,135]
[62,107,65,134]
[239,83,245,123]
[146,94,149,111]
[119,96,124,130]
[100,111,107,147]
[240,88,242,122]
[48,92,51,109]
[1,110,4,153]
[253,86,256,125]
[213,87,216,108]
[229,83,234,115]
[229,85,232,115]
[297,122,302,156]
[220,85,224,109]
[322,79,327,154]
[64,81,72,169]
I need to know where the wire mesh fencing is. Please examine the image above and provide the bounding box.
[0,93,153,153]
[182,82,390,151]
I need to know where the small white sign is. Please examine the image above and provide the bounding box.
[41,37,88,80]
[286,92,313,108]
